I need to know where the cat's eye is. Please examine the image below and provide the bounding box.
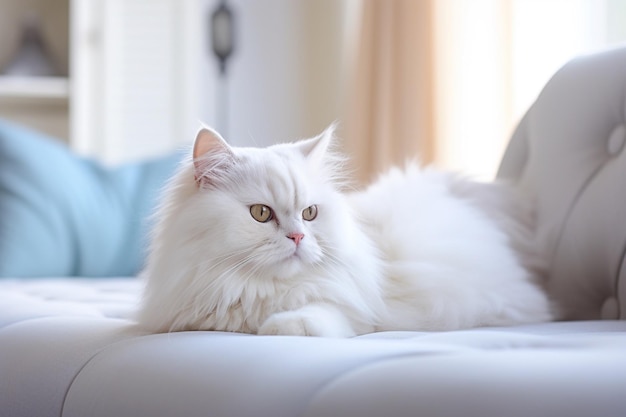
[302,205,318,221]
[250,204,273,223]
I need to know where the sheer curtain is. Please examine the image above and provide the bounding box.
[342,0,620,183]
[341,0,435,184]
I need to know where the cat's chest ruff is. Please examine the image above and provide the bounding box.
[221,277,319,332]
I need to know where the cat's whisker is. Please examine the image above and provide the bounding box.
[197,245,257,270]
[246,131,259,147]
[204,244,271,287]
[194,244,269,283]
[206,253,247,274]
[189,248,261,302]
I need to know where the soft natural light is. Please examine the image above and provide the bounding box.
[433,0,625,180]
[434,0,510,180]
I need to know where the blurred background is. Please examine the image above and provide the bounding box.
[1,0,625,183]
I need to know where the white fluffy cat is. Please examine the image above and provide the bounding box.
[138,126,553,337]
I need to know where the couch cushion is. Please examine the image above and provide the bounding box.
[0,120,182,277]
[1,278,626,417]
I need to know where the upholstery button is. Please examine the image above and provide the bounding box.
[607,125,625,155]
[600,297,619,319]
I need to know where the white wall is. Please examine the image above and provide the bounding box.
[199,0,352,148]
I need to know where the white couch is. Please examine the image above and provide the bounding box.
[2,46,626,417]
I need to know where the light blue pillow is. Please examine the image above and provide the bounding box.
[0,120,182,277]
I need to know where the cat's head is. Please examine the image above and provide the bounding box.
[184,125,350,281]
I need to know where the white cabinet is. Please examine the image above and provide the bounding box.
[0,0,204,163]
[70,0,204,163]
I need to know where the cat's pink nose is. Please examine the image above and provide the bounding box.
[287,232,304,246]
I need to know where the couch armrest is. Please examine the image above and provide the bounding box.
[498,46,626,320]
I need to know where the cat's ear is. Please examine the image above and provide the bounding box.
[296,123,336,162]
[192,127,234,187]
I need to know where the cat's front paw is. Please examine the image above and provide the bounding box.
[258,311,329,337]
[258,306,355,338]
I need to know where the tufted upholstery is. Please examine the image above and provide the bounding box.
[498,45,626,321]
[1,278,626,417]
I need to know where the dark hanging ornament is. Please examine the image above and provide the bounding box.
[210,0,236,139]
[211,0,235,76]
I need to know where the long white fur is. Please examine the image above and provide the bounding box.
[138,126,553,337]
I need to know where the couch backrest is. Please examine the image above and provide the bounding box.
[498,46,626,321]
